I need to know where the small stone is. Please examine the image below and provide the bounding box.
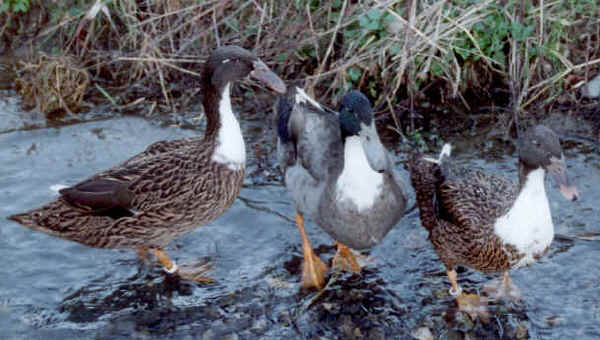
[445,329,463,340]
[368,328,386,340]
[202,329,216,340]
[222,333,239,340]
[515,322,529,339]
[411,326,433,340]
[580,73,600,98]
[545,315,565,327]
[252,317,268,332]
[354,327,363,337]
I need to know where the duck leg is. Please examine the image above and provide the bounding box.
[296,213,328,289]
[483,271,521,302]
[153,248,213,283]
[332,242,362,274]
[137,247,150,263]
[447,269,489,320]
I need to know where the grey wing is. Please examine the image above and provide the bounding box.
[295,107,343,181]
[389,163,415,214]
[277,95,343,181]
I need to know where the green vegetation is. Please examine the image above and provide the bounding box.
[1,0,598,132]
[0,0,30,13]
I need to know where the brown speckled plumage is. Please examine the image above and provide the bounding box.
[410,125,577,276]
[410,155,517,272]
[9,143,244,249]
[8,46,286,253]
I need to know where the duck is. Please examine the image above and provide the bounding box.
[8,45,286,282]
[277,86,407,289]
[409,125,579,317]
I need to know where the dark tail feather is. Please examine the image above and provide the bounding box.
[8,212,35,228]
[409,154,443,233]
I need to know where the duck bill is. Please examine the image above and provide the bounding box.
[547,155,579,201]
[360,122,387,173]
[250,60,286,94]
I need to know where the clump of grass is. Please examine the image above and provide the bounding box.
[15,54,89,115]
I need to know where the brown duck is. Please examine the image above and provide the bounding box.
[409,125,578,316]
[8,46,286,282]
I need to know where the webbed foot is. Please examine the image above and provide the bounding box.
[332,242,362,274]
[483,271,521,302]
[447,268,489,320]
[152,248,214,283]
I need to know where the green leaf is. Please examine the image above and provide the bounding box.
[277,51,290,63]
[366,8,383,21]
[347,67,361,82]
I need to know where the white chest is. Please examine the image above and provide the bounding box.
[494,168,554,267]
[212,84,246,170]
[335,136,383,211]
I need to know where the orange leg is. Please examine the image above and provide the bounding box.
[137,247,150,263]
[332,242,362,274]
[447,268,488,320]
[447,269,462,296]
[152,248,213,283]
[296,213,328,289]
[153,248,178,273]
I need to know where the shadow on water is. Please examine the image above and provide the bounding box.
[1,92,599,339]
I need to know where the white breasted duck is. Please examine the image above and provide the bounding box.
[409,125,578,317]
[8,46,286,282]
[277,87,407,289]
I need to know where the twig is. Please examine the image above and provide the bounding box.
[213,6,220,47]
[311,0,348,91]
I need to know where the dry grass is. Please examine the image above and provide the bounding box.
[2,0,599,127]
[15,55,89,115]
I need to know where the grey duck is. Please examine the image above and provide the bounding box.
[409,125,578,316]
[8,46,286,282]
[277,87,407,289]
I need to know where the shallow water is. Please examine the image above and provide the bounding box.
[1,92,599,339]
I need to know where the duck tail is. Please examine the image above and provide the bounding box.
[7,201,89,241]
[409,145,449,233]
[7,210,59,236]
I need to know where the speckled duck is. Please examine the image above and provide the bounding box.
[8,46,286,282]
[409,125,578,315]
[277,86,407,289]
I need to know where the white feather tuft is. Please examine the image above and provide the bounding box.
[423,143,452,164]
[294,87,322,110]
[50,184,69,194]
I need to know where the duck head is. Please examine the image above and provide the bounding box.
[205,45,286,94]
[519,125,579,201]
[339,90,387,172]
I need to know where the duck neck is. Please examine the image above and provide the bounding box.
[514,163,548,209]
[518,162,541,193]
[202,80,245,170]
